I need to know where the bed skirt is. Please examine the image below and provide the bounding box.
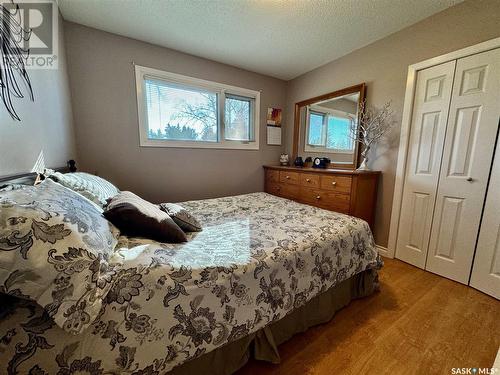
[170,268,379,375]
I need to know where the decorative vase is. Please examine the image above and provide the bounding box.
[357,157,370,171]
[294,156,304,167]
[357,148,371,171]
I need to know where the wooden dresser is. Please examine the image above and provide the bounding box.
[263,165,380,229]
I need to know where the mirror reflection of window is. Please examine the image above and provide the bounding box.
[296,84,364,168]
[305,108,355,153]
[303,92,359,156]
[327,116,354,151]
[308,111,325,145]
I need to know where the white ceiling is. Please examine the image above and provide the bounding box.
[58,0,463,80]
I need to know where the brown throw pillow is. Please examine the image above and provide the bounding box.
[159,203,203,232]
[104,191,187,243]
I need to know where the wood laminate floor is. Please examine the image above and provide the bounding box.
[236,258,499,375]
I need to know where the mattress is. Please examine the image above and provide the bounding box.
[0,192,382,374]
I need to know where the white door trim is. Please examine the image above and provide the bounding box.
[376,244,390,258]
[387,37,500,259]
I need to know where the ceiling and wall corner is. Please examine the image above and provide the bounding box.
[57,0,463,80]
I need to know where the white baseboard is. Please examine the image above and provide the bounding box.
[376,244,392,258]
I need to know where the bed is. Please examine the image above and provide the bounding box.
[0,188,382,374]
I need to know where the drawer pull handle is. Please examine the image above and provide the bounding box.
[306,178,311,182]
[316,195,321,200]
[286,176,290,179]
[331,181,337,186]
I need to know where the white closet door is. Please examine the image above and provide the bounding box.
[425,48,500,284]
[470,141,500,299]
[395,61,456,268]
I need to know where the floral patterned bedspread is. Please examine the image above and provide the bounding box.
[0,193,382,374]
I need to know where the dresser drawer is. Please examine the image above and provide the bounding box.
[267,182,299,199]
[266,182,282,196]
[321,197,351,214]
[280,171,299,185]
[281,184,299,199]
[320,175,352,194]
[266,169,280,183]
[300,173,320,188]
[299,187,350,213]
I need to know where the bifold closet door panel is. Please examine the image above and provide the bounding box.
[425,48,500,284]
[470,140,500,299]
[395,61,456,268]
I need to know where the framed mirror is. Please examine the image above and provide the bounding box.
[292,83,365,169]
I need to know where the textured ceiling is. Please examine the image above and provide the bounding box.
[58,0,463,80]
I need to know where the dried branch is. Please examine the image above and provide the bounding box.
[349,99,395,154]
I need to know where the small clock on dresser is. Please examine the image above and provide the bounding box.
[312,157,331,169]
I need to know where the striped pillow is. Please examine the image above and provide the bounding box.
[159,202,202,232]
[49,172,120,207]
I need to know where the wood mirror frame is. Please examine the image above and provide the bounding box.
[292,83,366,170]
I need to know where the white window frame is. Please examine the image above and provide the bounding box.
[304,105,355,154]
[135,64,260,150]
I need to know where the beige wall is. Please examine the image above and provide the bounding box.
[0,13,76,176]
[64,22,287,203]
[285,0,500,246]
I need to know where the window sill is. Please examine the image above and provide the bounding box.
[140,138,260,150]
[304,146,355,154]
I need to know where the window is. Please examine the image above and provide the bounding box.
[224,94,254,141]
[144,79,218,142]
[305,107,355,153]
[135,65,260,149]
[307,111,325,146]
